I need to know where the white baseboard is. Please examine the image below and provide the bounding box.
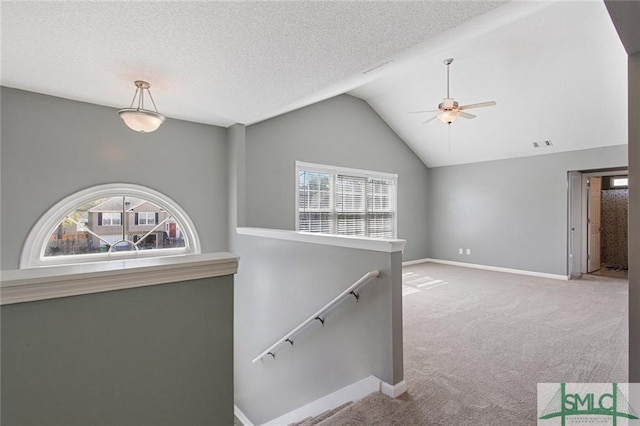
[402,258,430,267]
[422,258,569,281]
[381,380,408,398]
[234,404,254,426]
[262,375,404,426]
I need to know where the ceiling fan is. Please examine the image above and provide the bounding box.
[410,58,496,124]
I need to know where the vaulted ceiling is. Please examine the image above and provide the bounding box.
[1,1,628,167]
[349,1,628,167]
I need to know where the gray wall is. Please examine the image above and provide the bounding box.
[0,87,229,269]
[427,145,628,276]
[1,276,234,426]
[245,94,430,261]
[234,233,402,424]
[227,123,247,252]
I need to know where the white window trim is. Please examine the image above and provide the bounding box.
[296,161,398,181]
[137,212,156,226]
[611,177,628,187]
[295,161,398,238]
[101,212,122,226]
[20,183,201,269]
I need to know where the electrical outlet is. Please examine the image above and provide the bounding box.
[466,249,471,255]
[458,248,463,254]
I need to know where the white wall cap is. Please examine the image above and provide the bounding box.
[237,227,406,253]
[1,252,238,305]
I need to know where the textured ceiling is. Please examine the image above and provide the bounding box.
[1,0,505,127]
[1,1,628,168]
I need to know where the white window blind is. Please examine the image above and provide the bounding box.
[297,162,397,239]
[298,169,333,233]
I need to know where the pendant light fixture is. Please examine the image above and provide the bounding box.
[118,80,165,133]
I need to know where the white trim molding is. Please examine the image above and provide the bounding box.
[295,161,398,181]
[402,258,430,267]
[237,227,406,253]
[1,252,238,305]
[417,258,569,281]
[234,405,254,426]
[381,380,408,398]
[263,375,402,426]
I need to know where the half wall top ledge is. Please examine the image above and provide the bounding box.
[0,252,239,305]
[237,227,406,253]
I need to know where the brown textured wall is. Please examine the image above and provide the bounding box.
[600,189,629,269]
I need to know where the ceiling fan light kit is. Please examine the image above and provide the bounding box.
[118,80,166,133]
[438,109,459,124]
[410,58,496,125]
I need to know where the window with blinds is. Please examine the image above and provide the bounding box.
[296,162,397,239]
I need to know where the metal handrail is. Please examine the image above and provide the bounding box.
[252,270,380,363]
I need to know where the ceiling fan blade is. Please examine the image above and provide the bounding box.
[458,111,476,119]
[422,116,438,124]
[459,101,496,110]
[409,110,439,114]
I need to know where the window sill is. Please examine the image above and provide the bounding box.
[236,227,406,253]
[1,252,239,305]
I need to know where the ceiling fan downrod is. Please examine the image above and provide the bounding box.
[444,58,453,99]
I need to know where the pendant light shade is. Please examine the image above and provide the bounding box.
[118,109,165,133]
[118,80,165,133]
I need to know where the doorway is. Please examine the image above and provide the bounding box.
[567,168,629,278]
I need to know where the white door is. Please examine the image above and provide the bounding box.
[587,177,602,273]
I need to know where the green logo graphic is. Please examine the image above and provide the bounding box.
[539,383,639,425]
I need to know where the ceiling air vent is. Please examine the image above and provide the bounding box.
[533,140,553,148]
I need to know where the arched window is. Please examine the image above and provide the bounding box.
[20,184,201,268]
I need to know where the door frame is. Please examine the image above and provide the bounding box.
[587,176,602,273]
[567,168,628,277]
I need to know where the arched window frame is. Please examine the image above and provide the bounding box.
[20,183,201,269]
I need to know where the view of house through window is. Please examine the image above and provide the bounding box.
[45,196,185,257]
[296,162,397,239]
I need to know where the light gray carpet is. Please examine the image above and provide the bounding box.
[291,402,354,426]
[317,263,628,425]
